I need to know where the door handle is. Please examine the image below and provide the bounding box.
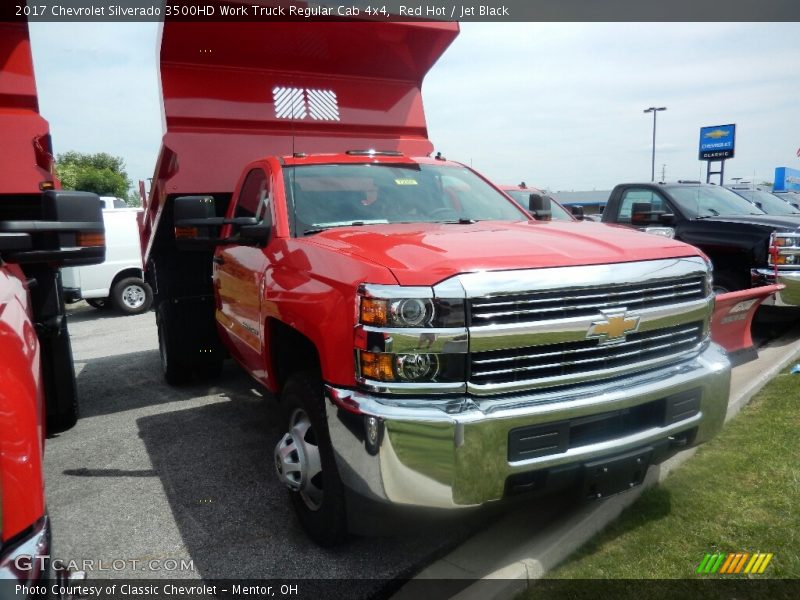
[212,256,225,265]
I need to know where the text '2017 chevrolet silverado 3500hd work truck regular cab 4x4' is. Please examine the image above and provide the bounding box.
[1,21,104,590]
[140,15,731,545]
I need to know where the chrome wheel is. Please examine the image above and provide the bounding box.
[274,408,323,511]
[121,284,146,309]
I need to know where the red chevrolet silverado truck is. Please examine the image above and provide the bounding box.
[1,22,104,591]
[141,16,731,545]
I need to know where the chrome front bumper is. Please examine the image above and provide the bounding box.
[325,342,731,509]
[752,268,800,306]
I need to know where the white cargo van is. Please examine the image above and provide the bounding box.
[62,202,152,315]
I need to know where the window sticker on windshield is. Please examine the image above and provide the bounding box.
[394,179,418,185]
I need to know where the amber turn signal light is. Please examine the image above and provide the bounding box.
[360,298,389,326]
[360,351,395,381]
[175,226,199,239]
[76,232,105,247]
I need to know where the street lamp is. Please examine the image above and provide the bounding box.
[643,107,667,182]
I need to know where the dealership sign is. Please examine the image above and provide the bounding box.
[774,167,800,192]
[699,124,736,160]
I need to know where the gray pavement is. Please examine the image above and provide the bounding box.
[46,304,490,592]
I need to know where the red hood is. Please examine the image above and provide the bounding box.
[304,221,702,286]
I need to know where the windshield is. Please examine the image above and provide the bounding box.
[283,163,528,235]
[667,185,766,218]
[729,189,800,215]
[505,190,573,221]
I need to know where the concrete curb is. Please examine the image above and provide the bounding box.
[394,326,800,600]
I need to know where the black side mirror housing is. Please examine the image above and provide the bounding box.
[529,193,552,221]
[570,205,585,220]
[0,190,104,266]
[174,195,270,249]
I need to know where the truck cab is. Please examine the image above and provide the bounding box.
[602,181,800,304]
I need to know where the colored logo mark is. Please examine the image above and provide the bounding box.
[696,552,773,574]
[704,129,731,139]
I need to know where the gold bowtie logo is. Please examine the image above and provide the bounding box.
[587,311,641,344]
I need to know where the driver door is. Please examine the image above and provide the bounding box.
[214,167,274,371]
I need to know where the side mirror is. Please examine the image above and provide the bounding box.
[174,195,269,249]
[631,202,652,224]
[0,190,105,266]
[529,193,552,221]
[570,205,585,220]
[0,233,32,253]
[239,223,271,246]
[658,213,676,226]
[174,195,218,245]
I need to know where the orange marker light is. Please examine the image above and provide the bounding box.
[175,226,199,239]
[360,351,395,381]
[360,298,388,326]
[76,232,105,247]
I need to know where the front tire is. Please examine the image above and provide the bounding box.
[111,277,153,315]
[275,371,348,546]
[156,303,224,385]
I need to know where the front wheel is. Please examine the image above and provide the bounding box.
[111,277,153,315]
[274,371,349,546]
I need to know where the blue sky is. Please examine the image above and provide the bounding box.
[28,22,800,193]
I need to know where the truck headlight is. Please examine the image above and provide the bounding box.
[359,350,465,383]
[768,233,800,267]
[358,285,465,328]
[361,297,435,327]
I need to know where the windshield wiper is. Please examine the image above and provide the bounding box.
[436,218,478,224]
[303,220,389,236]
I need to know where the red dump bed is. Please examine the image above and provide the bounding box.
[141,15,458,262]
[0,23,57,195]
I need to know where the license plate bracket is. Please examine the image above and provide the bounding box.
[582,447,652,500]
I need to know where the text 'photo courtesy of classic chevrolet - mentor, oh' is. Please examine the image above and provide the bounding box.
[136,13,732,546]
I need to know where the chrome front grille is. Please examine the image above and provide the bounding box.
[469,276,706,326]
[470,322,704,386]
[448,257,713,396]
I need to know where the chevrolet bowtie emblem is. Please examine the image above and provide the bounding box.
[586,310,641,344]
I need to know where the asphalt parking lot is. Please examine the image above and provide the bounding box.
[44,302,800,595]
[46,304,518,594]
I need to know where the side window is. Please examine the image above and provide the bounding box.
[617,189,664,223]
[235,168,272,228]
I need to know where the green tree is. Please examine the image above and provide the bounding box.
[56,151,133,202]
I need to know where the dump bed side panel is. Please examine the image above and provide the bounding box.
[141,16,459,262]
[0,23,58,198]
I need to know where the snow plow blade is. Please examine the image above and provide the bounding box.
[711,284,784,365]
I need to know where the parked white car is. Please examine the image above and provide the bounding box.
[62,201,152,315]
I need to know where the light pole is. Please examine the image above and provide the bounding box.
[643,107,666,182]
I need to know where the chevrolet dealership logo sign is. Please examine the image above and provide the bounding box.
[586,310,640,344]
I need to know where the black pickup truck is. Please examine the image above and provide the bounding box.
[602,181,800,305]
